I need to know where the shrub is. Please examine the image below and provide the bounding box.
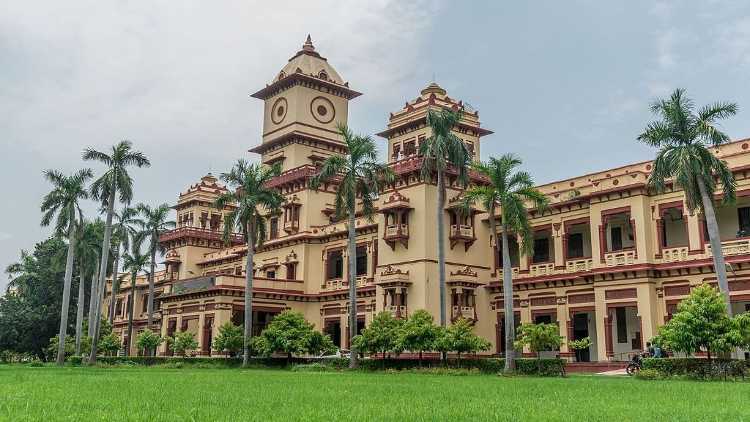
[212,322,244,357]
[167,331,198,357]
[351,311,402,358]
[254,311,336,360]
[395,310,438,364]
[136,330,163,356]
[514,358,566,376]
[433,318,492,361]
[642,358,748,380]
[636,369,662,381]
[98,333,121,356]
[514,323,563,357]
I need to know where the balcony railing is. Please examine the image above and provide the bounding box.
[529,262,555,276]
[386,305,407,318]
[323,278,344,290]
[283,220,299,233]
[451,305,475,320]
[159,227,244,245]
[450,224,473,238]
[661,246,689,262]
[707,238,750,257]
[385,224,409,238]
[566,258,593,272]
[604,250,636,266]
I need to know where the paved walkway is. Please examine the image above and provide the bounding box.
[596,368,628,376]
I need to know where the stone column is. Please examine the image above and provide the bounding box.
[556,297,570,356]
[197,313,205,356]
[594,288,608,361]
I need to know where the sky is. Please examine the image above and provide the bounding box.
[1,0,750,291]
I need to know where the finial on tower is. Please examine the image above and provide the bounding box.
[302,34,315,52]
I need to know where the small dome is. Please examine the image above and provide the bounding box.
[420,82,447,97]
[274,35,344,85]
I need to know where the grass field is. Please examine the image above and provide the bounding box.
[1,366,749,421]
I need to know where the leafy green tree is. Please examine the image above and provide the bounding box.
[84,140,150,364]
[121,245,150,356]
[212,322,244,357]
[108,207,139,324]
[1,239,70,359]
[420,109,470,328]
[97,333,121,356]
[135,330,163,356]
[656,284,739,360]
[310,124,393,368]
[396,310,438,365]
[514,323,563,359]
[133,203,175,329]
[215,160,284,367]
[434,318,491,361]
[168,331,198,357]
[465,154,548,372]
[637,89,738,314]
[352,311,403,360]
[40,168,93,365]
[254,311,336,362]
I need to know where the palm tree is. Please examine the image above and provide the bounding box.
[419,109,470,327]
[309,124,394,368]
[108,207,139,324]
[40,168,93,365]
[464,154,547,372]
[83,140,150,363]
[74,219,104,355]
[121,245,150,357]
[215,159,283,367]
[638,89,738,314]
[134,203,175,329]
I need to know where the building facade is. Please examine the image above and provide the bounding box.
[104,37,750,362]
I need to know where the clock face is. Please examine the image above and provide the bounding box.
[310,96,335,124]
[271,97,288,124]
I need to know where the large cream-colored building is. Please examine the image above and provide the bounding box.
[105,37,750,362]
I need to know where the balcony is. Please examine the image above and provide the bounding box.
[604,250,636,267]
[385,224,409,238]
[450,224,473,238]
[707,238,750,257]
[283,220,299,233]
[529,262,555,277]
[386,305,408,318]
[661,246,689,262]
[323,278,344,290]
[451,305,476,321]
[566,258,594,272]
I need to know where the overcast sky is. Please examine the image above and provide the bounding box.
[2,1,750,291]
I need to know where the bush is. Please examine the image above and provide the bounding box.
[636,369,663,381]
[514,358,566,376]
[642,358,748,380]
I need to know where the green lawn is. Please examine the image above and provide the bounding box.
[1,366,749,421]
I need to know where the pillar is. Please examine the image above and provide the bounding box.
[594,288,608,361]
[557,299,570,356]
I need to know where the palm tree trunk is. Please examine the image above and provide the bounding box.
[147,235,156,330]
[108,245,120,324]
[75,273,85,355]
[347,207,359,369]
[126,273,136,357]
[436,170,447,327]
[242,223,254,368]
[488,204,499,275]
[89,188,116,364]
[56,219,78,366]
[698,178,733,315]
[87,258,99,338]
[501,223,516,372]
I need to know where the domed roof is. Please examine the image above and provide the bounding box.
[273,35,344,85]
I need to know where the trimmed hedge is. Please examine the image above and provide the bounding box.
[65,355,565,376]
[642,358,748,380]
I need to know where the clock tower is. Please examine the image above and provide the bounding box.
[250,35,361,171]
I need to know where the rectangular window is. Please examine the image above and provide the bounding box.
[532,237,550,263]
[266,270,276,279]
[738,207,750,236]
[286,263,296,280]
[356,246,367,276]
[616,307,627,343]
[141,295,148,313]
[269,217,278,239]
[568,233,584,258]
[611,227,623,251]
[327,250,343,279]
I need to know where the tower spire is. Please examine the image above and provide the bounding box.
[302,34,315,52]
